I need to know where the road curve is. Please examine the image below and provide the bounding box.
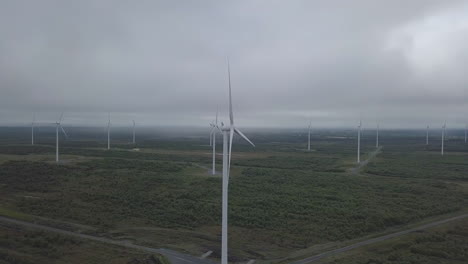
[289,213,468,264]
[0,216,215,264]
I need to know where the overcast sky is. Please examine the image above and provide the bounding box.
[0,0,467,128]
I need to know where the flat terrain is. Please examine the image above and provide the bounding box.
[0,127,467,263]
[0,219,171,264]
[318,214,468,264]
[290,213,468,264]
[0,215,211,264]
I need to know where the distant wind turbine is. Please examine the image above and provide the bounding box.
[357,119,361,163]
[308,120,312,151]
[441,121,446,156]
[209,129,212,146]
[54,113,68,163]
[107,113,111,150]
[209,121,215,147]
[31,113,35,145]
[220,60,255,264]
[210,107,219,175]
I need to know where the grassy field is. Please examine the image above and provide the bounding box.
[320,216,468,264]
[0,127,467,262]
[0,224,171,264]
[365,147,468,180]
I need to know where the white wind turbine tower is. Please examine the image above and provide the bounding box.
[357,119,361,163]
[307,120,312,151]
[107,113,111,150]
[31,113,35,145]
[54,113,68,163]
[132,120,136,144]
[441,121,446,156]
[210,108,219,175]
[426,125,429,145]
[220,61,255,264]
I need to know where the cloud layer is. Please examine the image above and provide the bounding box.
[1,0,467,128]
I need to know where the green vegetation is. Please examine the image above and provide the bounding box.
[322,217,468,264]
[0,207,32,221]
[365,149,468,180]
[0,225,156,264]
[233,154,346,172]
[0,128,467,262]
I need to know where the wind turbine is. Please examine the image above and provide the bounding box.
[132,120,136,144]
[357,119,361,163]
[54,113,68,163]
[209,123,215,147]
[210,107,219,175]
[31,113,35,145]
[219,60,255,264]
[441,121,446,156]
[376,121,379,148]
[307,120,312,151]
[107,113,111,150]
[426,125,429,145]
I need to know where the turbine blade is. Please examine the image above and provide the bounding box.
[216,105,219,125]
[228,59,234,127]
[234,127,255,147]
[59,112,64,123]
[228,126,234,170]
[60,125,69,139]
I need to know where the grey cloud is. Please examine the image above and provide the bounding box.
[0,0,467,128]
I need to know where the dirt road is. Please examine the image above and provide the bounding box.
[0,216,215,264]
[289,213,468,264]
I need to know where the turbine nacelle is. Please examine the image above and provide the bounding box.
[55,113,69,139]
[226,59,255,169]
[209,108,220,147]
[107,113,111,127]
